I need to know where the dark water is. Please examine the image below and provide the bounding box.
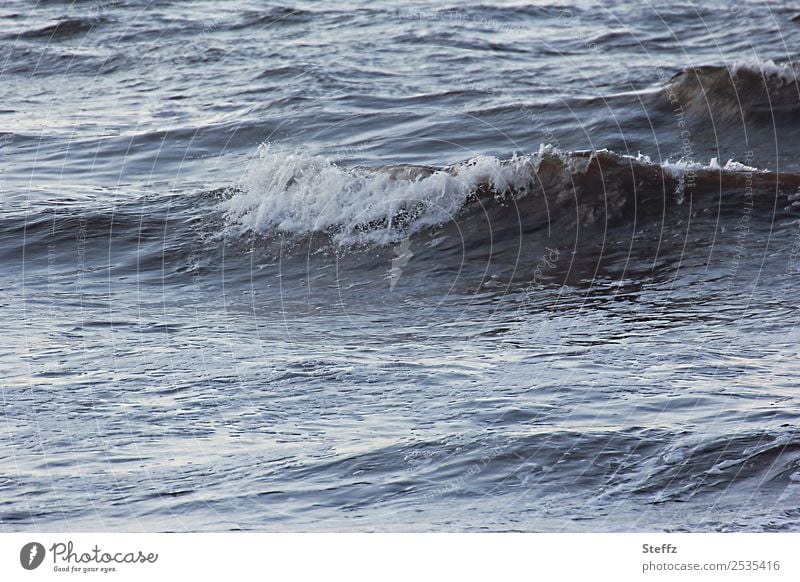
[2,0,800,532]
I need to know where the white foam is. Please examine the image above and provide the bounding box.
[622,153,763,175]
[728,58,798,83]
[221,144,534,245]
[621,154,765,203]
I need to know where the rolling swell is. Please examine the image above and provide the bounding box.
[665,61,800,124]
[653,61,800,171]
[205,143,800,297]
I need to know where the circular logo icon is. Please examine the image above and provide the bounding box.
[20,542,46,570]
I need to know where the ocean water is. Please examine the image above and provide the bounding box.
[2,0,800,532]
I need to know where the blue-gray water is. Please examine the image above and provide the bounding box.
[2,0,800,532]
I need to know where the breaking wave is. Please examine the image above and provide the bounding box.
[221,143,800,245]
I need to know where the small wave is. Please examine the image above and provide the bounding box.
[640,430,800,504]
[17,17,101,40]
[401,4,577,23]
[1,45,128,77]
[233,7,316,29]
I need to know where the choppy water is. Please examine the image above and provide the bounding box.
[2,0,800,532]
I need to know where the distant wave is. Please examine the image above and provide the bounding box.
[11,16,104,41]
[664,59,800,123]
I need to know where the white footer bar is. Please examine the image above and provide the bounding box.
[1,533,797,581]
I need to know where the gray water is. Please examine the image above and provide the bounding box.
[2,0,800,532]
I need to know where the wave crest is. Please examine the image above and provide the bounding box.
[221,145,535,244]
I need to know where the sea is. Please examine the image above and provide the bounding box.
[2,0,800,532]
